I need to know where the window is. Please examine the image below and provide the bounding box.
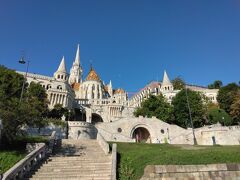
[57,85,62,90]
[117,128,122,133]
[46,84,51,90]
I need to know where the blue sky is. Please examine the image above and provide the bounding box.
[0,0,240,94]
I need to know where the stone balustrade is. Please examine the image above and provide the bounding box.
[97,132,109,155]
[111,143,117,180]
[2,143,46,180]
[47,131,56,154]
[2,131,57,180]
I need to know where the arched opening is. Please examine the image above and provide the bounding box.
[92,113,103,124]
[132,127,151,143]
[74,108,86,121]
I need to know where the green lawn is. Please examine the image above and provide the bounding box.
[0,135,48,174]
[115,143,240,180]
[0,150,26,174]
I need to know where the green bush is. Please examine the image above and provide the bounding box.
[208,108,232,126]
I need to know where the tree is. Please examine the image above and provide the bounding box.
[134,95,173,123]
[208,80,223,89]
[24,82,49,131]
[230,92,240,125]
[0,65,25,141]
[48,104,68,119]
[207,107,232,126]
[172,77,185,90]
[0,65,49,142]
[217,83,239,114]
[172,89,207,128]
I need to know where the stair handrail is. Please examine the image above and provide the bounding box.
[2,143,46,180]
[97,132,109,155]
[111,143,117,180]
[47,131,57,154]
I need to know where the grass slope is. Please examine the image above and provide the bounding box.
[0,150,26,174]
[116,143,240,180]
[0,135,48,174]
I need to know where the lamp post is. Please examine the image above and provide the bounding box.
[19,57,30,103]
[185,86,197,145]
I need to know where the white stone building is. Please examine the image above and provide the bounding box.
[17,45,238,146]
[18,45,130,123]
[129,70,218,107]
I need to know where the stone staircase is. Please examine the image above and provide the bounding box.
[25,139,112,180]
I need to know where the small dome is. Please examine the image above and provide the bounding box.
[86,66,101,82]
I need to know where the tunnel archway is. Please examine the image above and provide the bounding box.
[132,127,151,143]
[91,113,103,124]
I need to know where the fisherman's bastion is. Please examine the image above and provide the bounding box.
[17,45,240,146]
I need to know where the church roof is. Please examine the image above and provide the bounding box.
[72,82,80,91]
[85,66,101,82]
[114,88,125,94]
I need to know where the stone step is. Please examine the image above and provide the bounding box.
[44,160,111,164]
[27,176,111,180]
[47,157,111,160]
[32,170,111,175]
[49,155,110,159]
[38,163,111,167]
[30,173,111,178]
[31,171,111,176]
[35,166,111,172]
[41,164,111,168]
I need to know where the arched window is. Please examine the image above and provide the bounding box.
[46,84,51,90]
[58,75,60,79]
[57,85,62,90]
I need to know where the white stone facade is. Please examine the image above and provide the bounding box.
[130,70,218,107]
[96,117,240,145]
[17,45,239,146]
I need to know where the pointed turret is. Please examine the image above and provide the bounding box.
[109,80,112,87]
[108,80,113,97]
[162,70,172,86]
[69,44,83,85]
[54,56,68,82]
[161,70,173,91]
[74,44,80,65]
[57,56,67,73]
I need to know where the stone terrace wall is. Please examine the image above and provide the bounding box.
[141,164,240,180]
[96,117,240,145]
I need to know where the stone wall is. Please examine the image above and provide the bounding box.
[141,164,240,180]
[68,121,97,139]
[96,117,240,145]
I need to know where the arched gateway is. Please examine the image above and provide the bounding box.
[132,127,151,143]
[91,113,103,124]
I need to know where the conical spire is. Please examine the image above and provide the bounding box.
[162,70,172,85]
[57,56,67,73]
[109,80,112,88]
[74,44,80,65]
